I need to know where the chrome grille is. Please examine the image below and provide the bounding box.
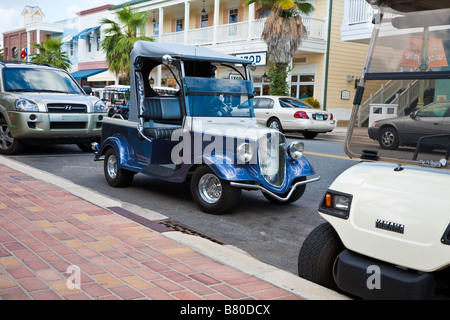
[258,131,286,187]
[47,104,87,113]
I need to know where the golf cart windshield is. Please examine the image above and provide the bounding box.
[186,77,254,118]
[347,6,450,167]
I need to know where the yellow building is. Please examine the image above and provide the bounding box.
[109,0,375,118]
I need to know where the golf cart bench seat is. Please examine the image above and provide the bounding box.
[142,97,182,139]
[144,126,180,139]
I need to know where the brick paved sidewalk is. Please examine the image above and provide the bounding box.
[0,163,301,300]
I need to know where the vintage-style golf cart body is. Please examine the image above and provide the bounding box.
[298,0,450,299]
[93,41,319,214]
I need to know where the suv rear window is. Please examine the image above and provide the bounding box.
[3,68,83,94]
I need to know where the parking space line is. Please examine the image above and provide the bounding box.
[304,151,359,161]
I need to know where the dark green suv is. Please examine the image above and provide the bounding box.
[0,61,107,154]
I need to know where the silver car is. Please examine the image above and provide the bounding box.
[0,61,107,154]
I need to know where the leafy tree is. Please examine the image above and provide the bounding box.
[246,0,314,95]
[30,37,71,71]
[100,5,153,84]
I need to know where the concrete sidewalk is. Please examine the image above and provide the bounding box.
[0,156,348,301]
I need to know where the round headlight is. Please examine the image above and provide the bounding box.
[236,142,254,164]
[288,141,304,160]
[94,99,107,113]
[16,99,39,112]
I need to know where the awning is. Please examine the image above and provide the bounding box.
[87,70,116,82]
[73,26,100,40]
[62,34,76,43]
[70,69,107,81]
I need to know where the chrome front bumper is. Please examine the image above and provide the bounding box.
[230,176,320,202]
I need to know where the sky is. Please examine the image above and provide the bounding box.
[0,0,126,43]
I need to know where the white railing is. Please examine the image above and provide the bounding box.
[303,16,326,39]
[347,0,373,25]
[157,16,325,46]
[358,80,403,126]
[357,79,434,126]
[391,79,433,116]
[215,20,249,44]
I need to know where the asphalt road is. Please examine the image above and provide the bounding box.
[9,134,356,275]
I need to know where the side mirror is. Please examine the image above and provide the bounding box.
[82,85,92,95]
[162,55,173,65]
[410,112,417,119]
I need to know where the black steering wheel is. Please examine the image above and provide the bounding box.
[211,96,232,117]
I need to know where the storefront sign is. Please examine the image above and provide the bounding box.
[401,36,448,68]
[235,52,267,66]
[229,73,243,80]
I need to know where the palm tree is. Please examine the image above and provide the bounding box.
[100,5,153,84]
[246,0,314,95]
[30,37,71,71]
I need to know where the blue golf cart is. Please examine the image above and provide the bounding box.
[93,41,319,214]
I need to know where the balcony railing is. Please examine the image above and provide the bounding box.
[347,0,373,25]
[159,16,325,46]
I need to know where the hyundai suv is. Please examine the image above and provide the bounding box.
[0,61,107,154]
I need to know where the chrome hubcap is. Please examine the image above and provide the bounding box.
[0,125,13,150]
[381,131,395,146]
[269,121,279,130]
[198,173,222,204]
[107,154,118,179]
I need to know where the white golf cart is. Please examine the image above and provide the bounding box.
[298,0,450,299]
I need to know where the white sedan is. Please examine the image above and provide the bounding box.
[253,96,335,139]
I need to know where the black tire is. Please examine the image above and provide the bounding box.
[302,132,318,139]
[262,177,306,205]
[378,126,399,150]
[267,118,283,132]
[190,165,241,214]
[0,118,25,155]
[104,148,134,187]
[298,222,345,291]
[77,143,93,152]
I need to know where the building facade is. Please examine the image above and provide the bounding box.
[107,0,371,112]
[69,5,117,87]
[2,1,378,114]
[2,6,64,62]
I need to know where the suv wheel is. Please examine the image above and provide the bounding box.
[0,118,25,155]
[190,165,241,214]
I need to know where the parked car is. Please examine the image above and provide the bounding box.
[92,41,320,214]
[253,96,335,139]
[368,100,450,150]
[0,61,107,154]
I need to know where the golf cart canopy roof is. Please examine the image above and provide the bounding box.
[366,0,450,12]
[130,41,252,65]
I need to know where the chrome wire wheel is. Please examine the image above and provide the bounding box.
[106,154,118,179]
[198,173,222,204]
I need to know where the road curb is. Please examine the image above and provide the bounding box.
[0,155,349,300]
